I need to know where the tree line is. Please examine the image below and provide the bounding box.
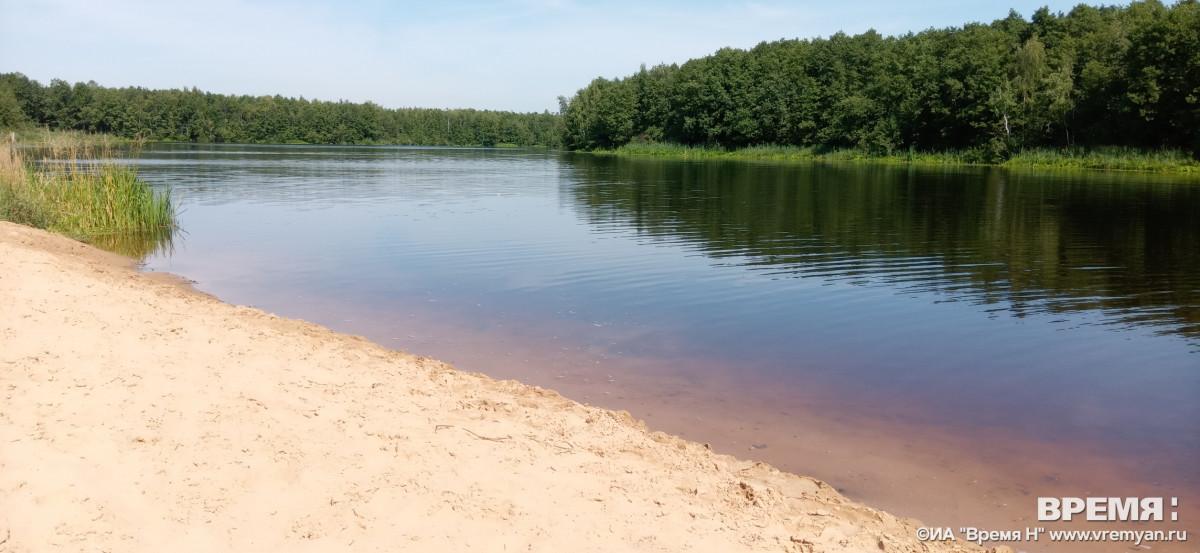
[0,74,561,147]
[3,1,1194,156]
[559,0,1198,159]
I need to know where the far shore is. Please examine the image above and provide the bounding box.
[595,141,1200,174]
[10,129,1199,174]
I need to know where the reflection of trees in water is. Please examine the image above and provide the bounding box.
[85,227,176,260]
[565,155,1200,340]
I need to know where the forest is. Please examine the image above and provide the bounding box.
[1,1,1195,158]
[0,74,561,148]
[559,0,1198,159]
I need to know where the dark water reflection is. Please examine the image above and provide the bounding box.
[136,144,1198,500]
[567,155,1200,341]
[561,155,1200,474]
[81,227,176,259]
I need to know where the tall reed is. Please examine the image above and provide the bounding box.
[1,136,178,257]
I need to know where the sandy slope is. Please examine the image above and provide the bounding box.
[0,221,995,552]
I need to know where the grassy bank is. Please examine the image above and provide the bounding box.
[600,142,1200,174]
[0,134,177,257]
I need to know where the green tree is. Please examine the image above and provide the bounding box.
[0,87,26,128]
[562,77,637,149]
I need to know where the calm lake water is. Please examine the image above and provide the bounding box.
[135,143,1198,538]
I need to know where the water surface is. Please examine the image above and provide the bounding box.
[136,144,1198,544]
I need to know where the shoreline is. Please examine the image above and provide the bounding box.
[0,220,994,551]
[11,130,1198,175]
[244,287,1199,553]
[591,143,1200,174]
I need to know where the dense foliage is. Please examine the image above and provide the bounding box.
[3,1,1195,157]
[560,1,1199,158]
[0,75,561,147]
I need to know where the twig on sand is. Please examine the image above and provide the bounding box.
[463,428,512,442]
[550,440,574,452]
[526,433,575,453]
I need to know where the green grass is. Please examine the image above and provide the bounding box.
[601,142,986,166]
[1003,147,1200,173]
[1,136,178,257]
[600,142,1200,174]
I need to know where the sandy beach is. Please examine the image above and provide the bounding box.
[0,220,1001,552]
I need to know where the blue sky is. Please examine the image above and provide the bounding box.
[2,0,1116,113]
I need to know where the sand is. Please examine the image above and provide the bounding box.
[0,221,997,553]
